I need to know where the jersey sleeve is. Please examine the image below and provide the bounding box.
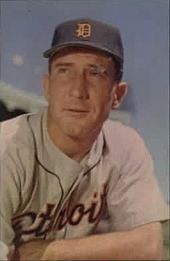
[0,138,23,256]
[107,128,169,231]
[0,119,31,258]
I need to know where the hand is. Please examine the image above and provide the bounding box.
[12,239,52,260]
[41,240,71,260]
[41,241,60,260]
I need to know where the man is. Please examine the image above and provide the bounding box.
[0,18,168,260]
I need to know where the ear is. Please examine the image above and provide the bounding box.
[42,74,50,102]
[111,81,128,109]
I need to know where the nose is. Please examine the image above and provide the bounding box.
[68,70,89,99]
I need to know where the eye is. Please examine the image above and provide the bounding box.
[56,66,69,74]
[88,65,108,77]
[88,66,100,76]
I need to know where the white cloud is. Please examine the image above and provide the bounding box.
[12,54,24,66]
[0,81,47,112]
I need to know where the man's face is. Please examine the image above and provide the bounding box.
[43,47,120,140]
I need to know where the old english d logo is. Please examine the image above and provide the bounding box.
[76,23,91,38]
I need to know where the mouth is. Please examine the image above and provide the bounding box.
[64,108,89,117]
[68,109,89,112]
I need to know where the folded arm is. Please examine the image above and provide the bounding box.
[15,222,163,260]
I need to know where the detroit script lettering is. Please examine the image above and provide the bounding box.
[12,184,107,243]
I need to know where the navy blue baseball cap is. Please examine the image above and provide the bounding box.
[43,18,124,77]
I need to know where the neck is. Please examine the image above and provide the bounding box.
[47,122,98,163]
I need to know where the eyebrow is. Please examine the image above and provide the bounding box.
[88,64,107,68]
[53,62,74,67]
[52,62,109,70]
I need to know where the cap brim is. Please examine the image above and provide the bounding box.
[43,42,122,63]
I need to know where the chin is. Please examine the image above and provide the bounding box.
[57,113,105,139]
[64,120,103,142]
[65,125,90,140]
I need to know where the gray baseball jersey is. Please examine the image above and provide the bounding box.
[0,108,168,258]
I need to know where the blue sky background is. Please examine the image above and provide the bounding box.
[0,0,169,201]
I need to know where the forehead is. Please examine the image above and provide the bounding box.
[50,46,113,66]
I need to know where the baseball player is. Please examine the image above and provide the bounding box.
[0,18,168,260]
